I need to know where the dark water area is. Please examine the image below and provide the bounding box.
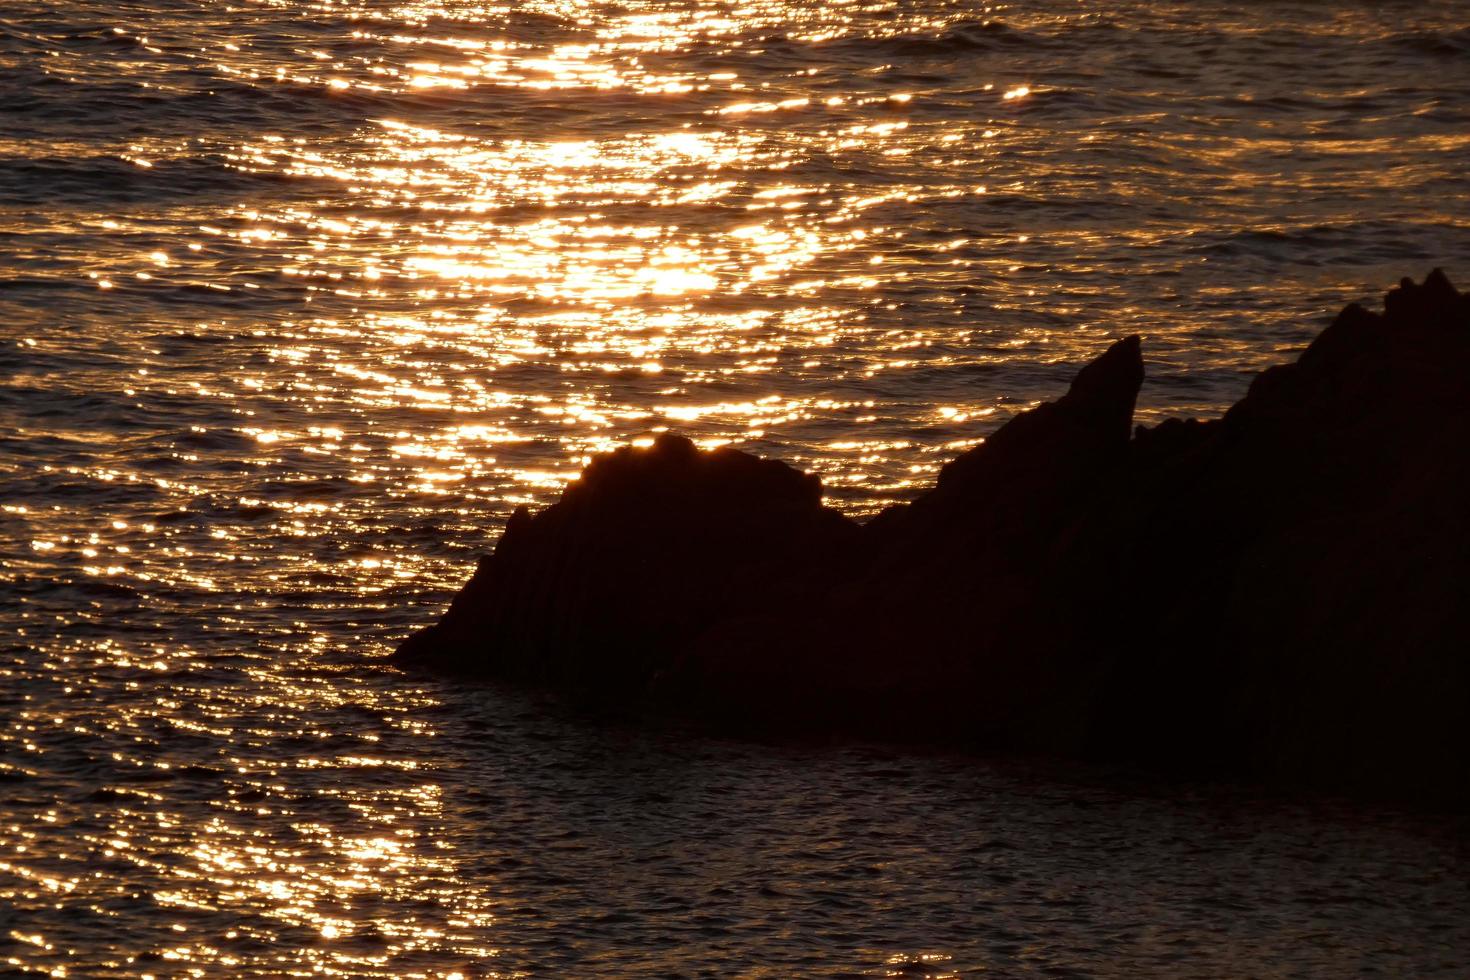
[2,0,1469,974]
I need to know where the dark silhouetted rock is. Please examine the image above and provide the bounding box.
[392,433,859,697]
[669,334,1145,747]
[390,271,1470,806]
[1101,268,1470,802]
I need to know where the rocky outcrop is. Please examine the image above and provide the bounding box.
[668,334,1146,747]
[391,271,1470,805]
[393,433,859,695]
[1103,269,1470,801]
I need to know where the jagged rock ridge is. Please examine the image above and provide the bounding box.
[391,271,1470,804]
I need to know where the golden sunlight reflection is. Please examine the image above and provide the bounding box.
[2,7,1047,966]
[190,79,1012,529]
[0,636,497,976]
[37,0,1086,547]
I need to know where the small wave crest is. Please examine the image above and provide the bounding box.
[1388,26,1470,58]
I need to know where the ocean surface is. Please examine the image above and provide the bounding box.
[3,0,1470,975]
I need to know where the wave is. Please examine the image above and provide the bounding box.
[0,152,281,205]
[1181,222,1449,263]
[1387,27,1470,58]
[772,19,1054,60]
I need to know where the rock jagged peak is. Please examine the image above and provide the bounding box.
[1383,267,1466,327]
[1066,333,1145,417]
[1228,268,1468,428]
[888,332,1145,531]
